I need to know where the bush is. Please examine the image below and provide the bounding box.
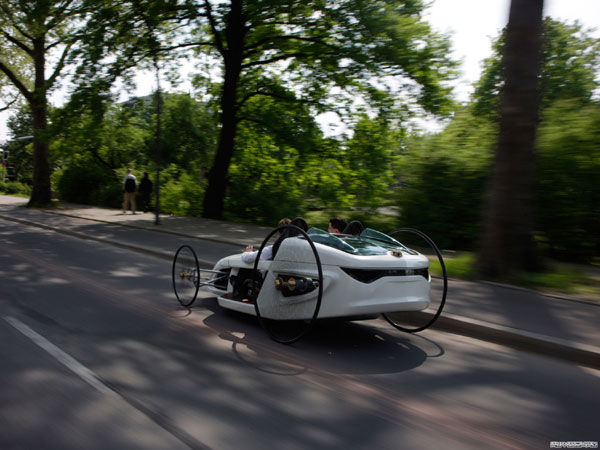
[0,181,32,196]
[395,109,495,251]
[57,162,121,208]
[536,101,600,263]
[160,166,205,217]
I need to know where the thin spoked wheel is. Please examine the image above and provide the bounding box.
[172,244,200,307]
[251,224,323,344]
[382,228,448,333]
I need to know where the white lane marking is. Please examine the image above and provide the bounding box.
[4,315,116,396]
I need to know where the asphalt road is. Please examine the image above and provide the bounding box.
[1,218,598,450]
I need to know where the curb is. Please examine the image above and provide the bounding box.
[2,209,599,369]
[389,310,600,370]
[426,312,600,370]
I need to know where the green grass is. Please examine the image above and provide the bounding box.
[513,264,599,299]
[429,252,476,279]
[428,251,599,302]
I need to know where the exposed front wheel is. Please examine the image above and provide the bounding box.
[172,245,200,307]
[382,228,448,333]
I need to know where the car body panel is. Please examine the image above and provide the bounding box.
[208,231,431,321]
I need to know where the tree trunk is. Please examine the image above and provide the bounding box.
[202,0,245,219]
[202,64,242,219]
[28,37,52,206]
[478,0,544,277]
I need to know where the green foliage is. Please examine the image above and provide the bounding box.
[344,115,396,208]
[51,93,217,177]
[428,252,597,299]
[57,160,122,208]
[513,264,596,297]
[225,132,303,225]
[429,252,475,279]
[51,101,151,170]
[160,94,217,173]
[159,165,205,217]
[401,98,600,264]
[301,156,356,211]
[535,100,600,262]
[396,108,496,249]
[0,0,97,204]
[473,18,600,117]
[2,106,34,183]
[0,181,31,196]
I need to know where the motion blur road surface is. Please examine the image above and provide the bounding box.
[1,218,598,450]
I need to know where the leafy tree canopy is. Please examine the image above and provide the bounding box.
[473,17,600,117]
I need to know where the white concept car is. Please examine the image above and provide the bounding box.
[172,222,447,343]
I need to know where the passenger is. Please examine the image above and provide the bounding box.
[328,217,348,234]
[242,218,291,264]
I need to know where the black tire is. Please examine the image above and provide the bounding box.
[382,228,448,333]
[172,245,200,307]
[251,224,323,344]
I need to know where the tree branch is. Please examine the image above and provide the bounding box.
[0,95,19,112]
[0,3,35,42]
[1,30,34,56]
[242,52,308,69]
[204,0,225,56]
[245,34,329,55]
[158,40,215,53]
[237,89,294,109]
[0,60,33,102]
[45,0,77,30]
[86,145,115,172]
[47,42,74,88]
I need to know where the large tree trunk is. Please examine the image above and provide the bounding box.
[202,0,245,219]
[28,38,52,206]
[478,0,544,277]
[202,64,242,219]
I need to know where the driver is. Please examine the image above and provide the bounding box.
[328,217,348,234]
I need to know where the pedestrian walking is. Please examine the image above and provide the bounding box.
[122,168,137,214]
[139,172,153,213]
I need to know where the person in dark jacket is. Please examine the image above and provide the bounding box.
[139,172,153,213]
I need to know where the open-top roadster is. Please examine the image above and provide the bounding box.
[172,220,447,343]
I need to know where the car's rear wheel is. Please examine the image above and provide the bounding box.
[172,244,200,307]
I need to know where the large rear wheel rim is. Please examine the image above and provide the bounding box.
[251,225,323,344]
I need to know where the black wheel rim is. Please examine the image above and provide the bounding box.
[251,225,323,344]
[172,245,200,307]
[382,228,448,333]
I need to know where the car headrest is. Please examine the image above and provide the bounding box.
[342,220,365,236]
[270,217,309,259]
[291,217,308,232]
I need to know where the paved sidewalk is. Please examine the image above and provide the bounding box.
[1,195,599,369]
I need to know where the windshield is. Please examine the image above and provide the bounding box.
[307,227,416,256]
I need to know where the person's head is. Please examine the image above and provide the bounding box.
[144,171,149,177]
[276,218,291,237]
[127,168,132,174]
[328,217,347,234]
